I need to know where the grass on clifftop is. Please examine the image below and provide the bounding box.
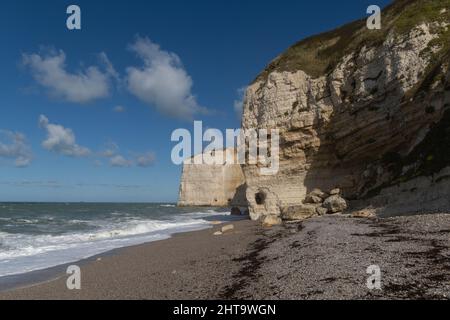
[254,0,450,82]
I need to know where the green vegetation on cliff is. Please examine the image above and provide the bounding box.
[255,0,450,81]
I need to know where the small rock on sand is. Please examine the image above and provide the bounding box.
[221,224,235,233]
[213,231,223,236]
[351,209,376,218]
[281,205,316,221]
[262,215,282,227]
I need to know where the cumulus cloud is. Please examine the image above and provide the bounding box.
[22,49,110,103]
[99,141,155,168]
[0,130,33,167]
[110,155,132,167]
[136,152,156,167]
[39,115,90,157]
[126,36,208,120]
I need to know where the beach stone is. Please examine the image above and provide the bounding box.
[230,207,242,216]
[304,195,323,204]
[262,215,282,227]
[281,205,316,221]
[213,231,223,236]
[316,206,328,216]
[330,188,341,195]
[221,224,234,233]
[323,195,348,213]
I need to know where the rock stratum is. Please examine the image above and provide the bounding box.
[180,0,450,222]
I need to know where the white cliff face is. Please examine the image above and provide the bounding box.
[242,23,450,220]
[178,149,247,207]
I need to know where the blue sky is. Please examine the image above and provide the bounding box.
[0,0,391,202]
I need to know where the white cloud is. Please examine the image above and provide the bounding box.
[23,49,110,103]
[136,152,156,167]
[126,36,208,120]
[110,155,132,167]
[113,105,126,113]
[99,52,121,83]
[99,141,155,168]
[99,141,119,157]
[0,130,33,167]
[39,115,90,157]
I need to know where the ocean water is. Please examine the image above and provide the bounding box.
[0,203,231,277]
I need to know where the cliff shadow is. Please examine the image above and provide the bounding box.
[230,183,249,207]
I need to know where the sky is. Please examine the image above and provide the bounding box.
[0,0,392,202]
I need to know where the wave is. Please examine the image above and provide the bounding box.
[0,209,229,277]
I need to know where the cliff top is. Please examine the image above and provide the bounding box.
[254,0,450,82]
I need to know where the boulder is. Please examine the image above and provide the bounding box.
[281,205,316,221]
[316,206,328,216]
[329,188,341,195]
[304,195,323,204]
[323,195,348,213]
[309,188,328,199]
[230,207,242,216]
[262,215,282,227]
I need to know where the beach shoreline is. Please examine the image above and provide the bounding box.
[0,217,242,294]
[0,214,449,300]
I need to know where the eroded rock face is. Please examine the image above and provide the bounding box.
[242,20,450,220]
[178,149,248,207]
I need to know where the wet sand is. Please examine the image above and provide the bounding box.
[0,214,449,300]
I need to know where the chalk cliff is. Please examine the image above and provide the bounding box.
[178,0,450,222]
[178,149,247,207]
[241,0,450,221]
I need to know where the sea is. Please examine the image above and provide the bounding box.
[0,202,232,278]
